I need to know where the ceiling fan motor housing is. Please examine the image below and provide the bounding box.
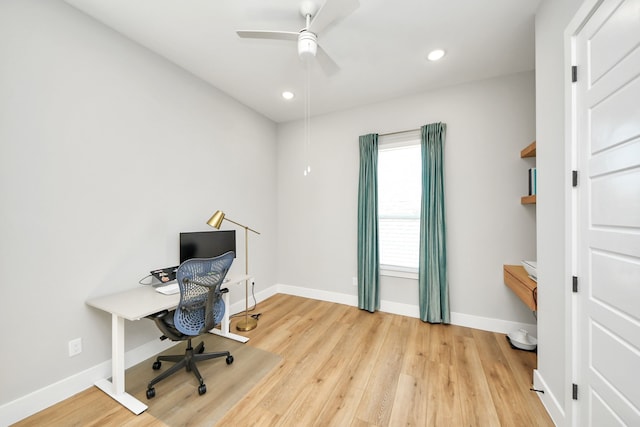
[298,31,318,59]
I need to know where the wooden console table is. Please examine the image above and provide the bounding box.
[503,265,537,311]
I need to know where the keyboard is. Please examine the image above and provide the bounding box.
[155,283,179,295]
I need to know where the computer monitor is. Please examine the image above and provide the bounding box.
[179,230,236,264]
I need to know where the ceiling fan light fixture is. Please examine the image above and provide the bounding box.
[427,49,446,61]
[298,31,318,59]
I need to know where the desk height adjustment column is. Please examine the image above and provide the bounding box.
[94,314,148,414]
[210,275,253,343]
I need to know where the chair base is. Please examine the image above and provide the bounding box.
[146,338,233,398]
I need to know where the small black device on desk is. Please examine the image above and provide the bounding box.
[150,266,178,283]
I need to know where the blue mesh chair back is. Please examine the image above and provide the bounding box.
[174,251,234,336]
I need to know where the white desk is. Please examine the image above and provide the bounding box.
[86,274,252,414]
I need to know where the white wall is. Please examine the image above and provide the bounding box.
[276,71,537,328]
[534,0,584,425]
[0,0,276,410]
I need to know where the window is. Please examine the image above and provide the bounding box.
[378,131,421,276]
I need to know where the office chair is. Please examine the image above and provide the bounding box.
[145,251,235,398]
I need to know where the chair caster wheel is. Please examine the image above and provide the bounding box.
[152,361,161,370]
[226,355,234,365]
[198,384,206,395]
[198,345,205,354]
[146,388,156,399]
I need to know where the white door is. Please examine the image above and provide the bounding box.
[574,0,640,425]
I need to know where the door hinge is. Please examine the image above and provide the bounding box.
[572,383,579,400]
[572,66,578,83]
[572,276,578,293]
[572,170,579,187]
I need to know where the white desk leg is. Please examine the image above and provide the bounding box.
[94,314,148,415]
[210,290,249,343]
[220,291,231,336]
[112,314,125,393]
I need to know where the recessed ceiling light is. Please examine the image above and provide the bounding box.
[427,49,446,61]
[282,91,295,100]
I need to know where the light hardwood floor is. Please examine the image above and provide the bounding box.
[15,294,553,426]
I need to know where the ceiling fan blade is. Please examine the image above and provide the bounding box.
[315,45,339,76]
[236,30,299,41]
[308,0,359,35]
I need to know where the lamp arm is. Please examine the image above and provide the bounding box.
[223,217,260,235]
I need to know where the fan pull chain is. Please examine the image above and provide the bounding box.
[303,60,311,177]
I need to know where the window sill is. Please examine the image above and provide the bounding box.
[380,267,418,280]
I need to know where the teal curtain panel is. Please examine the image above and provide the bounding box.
[357,133,380,312]
[419,123,450,323]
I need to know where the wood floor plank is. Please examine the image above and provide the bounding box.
[340,310,394,392]
[424,360,458,425]
[311,311,383,426]
[277,328,355,424]
[453,335,501,426]
[270,321,353,420]
[495,334,552,424]
[257,310,350,417]
[354,314,410,426]
[388,373,428,426]
[427,323,454,365]
[472,329,541,427]
[13,295,553,427]
[244,294,313,351]
[401,317,431,379]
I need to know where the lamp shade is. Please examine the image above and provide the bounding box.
[207,210,225,229]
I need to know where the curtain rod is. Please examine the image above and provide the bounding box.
[379,128,420,137]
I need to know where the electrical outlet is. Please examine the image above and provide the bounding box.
[352,277,358,287]
[68,338,82,357]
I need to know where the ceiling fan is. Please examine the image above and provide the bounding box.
[236,0,360,74]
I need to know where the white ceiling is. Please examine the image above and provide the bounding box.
[63,0,541,123]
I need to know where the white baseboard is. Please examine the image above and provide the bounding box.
[450,311,538,336]
[274,283,537,335]
[0,339,174,426]
[276,284,358,306]
[533,369,565,426]
[1,283,536,425]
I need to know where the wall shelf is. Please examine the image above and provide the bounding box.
[503,265,537,311]
[520,140,536,158]
[521,140,536,204]
[521,195,537,204]
[505,141,538,312]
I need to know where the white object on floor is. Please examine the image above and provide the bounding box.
[508,328,537,351]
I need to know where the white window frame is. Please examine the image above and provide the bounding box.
[378,130,421,280]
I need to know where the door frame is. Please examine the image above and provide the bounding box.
[564,0,632,427]
[564,1,604,426]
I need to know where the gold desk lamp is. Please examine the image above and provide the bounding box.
[207,210,260,332]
